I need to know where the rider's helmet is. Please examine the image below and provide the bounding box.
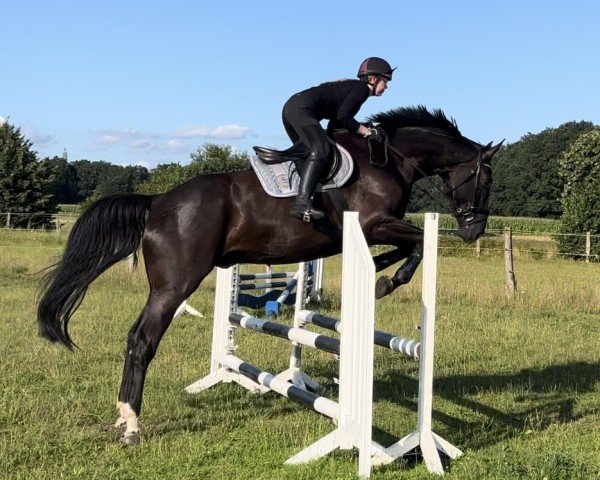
[357,57,395,81]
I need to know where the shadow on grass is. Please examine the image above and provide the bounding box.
[374,361,599,450]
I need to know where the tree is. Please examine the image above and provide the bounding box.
[0,120,57,226]
[135,163,187,195]
[189,143,250,175]
[136,143,250,195]
[45,155,78,204]
[71,159,104,201]
[406,177,447,213]
[489,121,595,218]
[70,160,149,202]
[557,129,600,258]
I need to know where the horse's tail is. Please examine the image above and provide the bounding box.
[37,193,154,349]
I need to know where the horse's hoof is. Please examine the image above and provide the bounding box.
[375,276,394,299]
[114,417,126,430]
[120,431,140,446]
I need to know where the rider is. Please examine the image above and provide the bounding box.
[283,57,395,222]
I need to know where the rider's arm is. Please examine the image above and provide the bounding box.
[335,83,370,133]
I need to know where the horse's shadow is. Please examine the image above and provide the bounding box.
[372,361,599,450]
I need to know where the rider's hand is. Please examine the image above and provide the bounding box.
[368,126,386,143]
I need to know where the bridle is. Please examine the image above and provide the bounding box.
[449,149,490,224]
[378,135,489,225]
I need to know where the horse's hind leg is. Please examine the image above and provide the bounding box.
[115,244,216,445]
[115,292,186,445]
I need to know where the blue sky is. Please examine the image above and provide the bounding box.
[2,1,599,169]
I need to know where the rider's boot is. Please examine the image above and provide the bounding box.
[290,157,326,222]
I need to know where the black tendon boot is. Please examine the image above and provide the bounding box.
[290,158,326,222]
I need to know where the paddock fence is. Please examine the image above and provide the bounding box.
[1,210,598,266]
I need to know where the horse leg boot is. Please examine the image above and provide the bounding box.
[290,156,327,222]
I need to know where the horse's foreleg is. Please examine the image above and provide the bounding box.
[368,217,424,299]
[373,247,409,272]
[374,243,423,299]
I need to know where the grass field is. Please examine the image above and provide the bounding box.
[0,229,599,480]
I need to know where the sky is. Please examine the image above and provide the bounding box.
[2,1,599,169]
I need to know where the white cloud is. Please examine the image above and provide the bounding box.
[87,122,252,165]
[174,126,211,138]
[0,116,6,125]
[165,139,186,153]
[174,123,251,140]
[128,140,153,151]
[90,128,160,150]
[17,123,56,147]
[210,124,251,139]
[29,132,55,146]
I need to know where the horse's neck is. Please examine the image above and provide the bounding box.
[390,130,456,178]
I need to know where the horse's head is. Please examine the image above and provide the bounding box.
[369,106,503,242]
[436,141,503,242]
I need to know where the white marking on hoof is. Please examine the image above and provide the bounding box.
[116,402,140,444]
[114,401,126,428]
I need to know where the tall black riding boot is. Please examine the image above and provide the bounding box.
[290,158,326,222]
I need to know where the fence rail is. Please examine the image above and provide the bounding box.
[0,212,597,263]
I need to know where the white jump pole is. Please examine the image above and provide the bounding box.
[372,212,463,474]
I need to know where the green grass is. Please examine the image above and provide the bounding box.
[0,231,599,479]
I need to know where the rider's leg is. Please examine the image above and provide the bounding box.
[289,125,331,222]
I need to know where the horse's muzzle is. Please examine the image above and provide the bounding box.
[456,214,488,243]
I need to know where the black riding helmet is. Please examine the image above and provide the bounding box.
[357,57,396,81]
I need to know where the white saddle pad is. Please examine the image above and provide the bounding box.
[249,143,354,198]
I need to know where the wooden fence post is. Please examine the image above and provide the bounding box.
[504,227,516,295]
[5,213,10,228]
[586,232,591,264]
[475,238,481,258]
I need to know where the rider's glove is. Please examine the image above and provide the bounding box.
[368,126,386,143]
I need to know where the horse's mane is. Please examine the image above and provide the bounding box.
[368,105,462,139]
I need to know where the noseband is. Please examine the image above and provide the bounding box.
[451,150,490,224]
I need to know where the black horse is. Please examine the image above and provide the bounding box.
[38,106,501,444]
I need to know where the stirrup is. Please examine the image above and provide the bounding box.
[303,208,325,223]
[290,204,324,223]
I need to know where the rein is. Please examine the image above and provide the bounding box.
[380,137,487,223]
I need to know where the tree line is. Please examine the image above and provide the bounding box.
[0,118,598,256]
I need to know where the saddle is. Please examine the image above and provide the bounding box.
[249,140,354,198]
[253,139,343,181]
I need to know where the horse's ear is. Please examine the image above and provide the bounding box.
[482,139,504,160]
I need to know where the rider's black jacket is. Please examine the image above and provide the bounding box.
[283,79,371,133]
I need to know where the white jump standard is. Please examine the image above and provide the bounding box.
[186,212,378,476]
[371,213,463,474]
[185,212,462,476]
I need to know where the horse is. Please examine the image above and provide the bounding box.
[37,106,502,445]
